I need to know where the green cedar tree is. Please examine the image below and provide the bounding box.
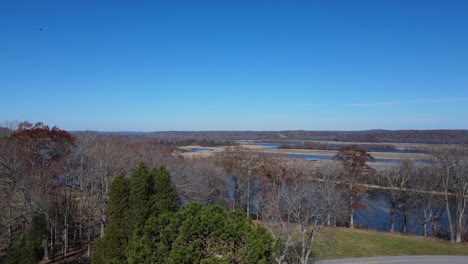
[149,165,177,217]
[127,162,153,231]
[4,215,47,264]
[92,174,129,264]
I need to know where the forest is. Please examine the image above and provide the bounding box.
[1,122,468,263]
[107,130,468,144]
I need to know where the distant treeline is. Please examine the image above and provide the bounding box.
[73,132,240,147]
[143,137,239,147]
[277,130,468,144]
[78,129,468,144]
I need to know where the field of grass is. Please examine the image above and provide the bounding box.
[178,143,432,162]
[317,228,468,259]
[254,148,431,161]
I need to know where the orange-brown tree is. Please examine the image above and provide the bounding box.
[2,122,76,261]
[334,145,374,229]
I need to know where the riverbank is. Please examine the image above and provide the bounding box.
[178,143,432,166]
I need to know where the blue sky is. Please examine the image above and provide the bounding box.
[1,0,467,131]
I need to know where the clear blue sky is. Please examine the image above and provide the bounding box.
[1,0,468,131]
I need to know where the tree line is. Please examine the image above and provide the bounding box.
[98,129,468,144]
[0,122,231,263]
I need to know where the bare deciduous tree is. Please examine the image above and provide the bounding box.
[170,156,229,207]
[375,160,414,232]
[433,146,468,243]
[89,136,138,238]
[215,146,259,216]
[262,160,341,264]
[411,165,445,237]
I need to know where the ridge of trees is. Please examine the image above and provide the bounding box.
[278,141,426,152]
[72,130,468,144]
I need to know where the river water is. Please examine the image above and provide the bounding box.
[189,141,427,166]
[355,190,451,237]
[188,142,447,237]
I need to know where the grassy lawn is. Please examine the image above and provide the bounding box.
[317,228,468,259]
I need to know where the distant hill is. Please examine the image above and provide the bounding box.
[72,130,468,144]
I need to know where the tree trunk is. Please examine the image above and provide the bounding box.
[349,184,354,229]
[390,207,396,232]
[51,225,56,261]
[300,228,306,264]
[64,187,69,257]
[42,239,49,260]
[456,197,465,243]
[456,212,463,243]
[79,156,84,241]
[432,215,440,238]
[100,218,105,238]
[87,214,91,257]
[444,191,455,242]
[423,210,428,237]
[63,226,68,258]
[73,225,77,246]
[246,175,250,219]
[444,167,455,242]
[303,230,316,264]
[402,214,407,234]
[7,192,12,243]
[233,177,240,211]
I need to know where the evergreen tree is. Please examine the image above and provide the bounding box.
[92,174,129,264]
[4,215,47,264]
[150,165,177,217]
[92,162,179,263]
[126,203,274,264]
[127,162,153,231]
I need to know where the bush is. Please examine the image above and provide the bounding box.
[126,203,274,264]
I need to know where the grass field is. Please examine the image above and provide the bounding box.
[317,228,468,260]
[178,144,432,163]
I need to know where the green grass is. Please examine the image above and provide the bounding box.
[316,228,468,259]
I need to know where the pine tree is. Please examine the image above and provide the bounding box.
[92,174,129,264]
[127,162,153,231]
[150,165,177,217]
